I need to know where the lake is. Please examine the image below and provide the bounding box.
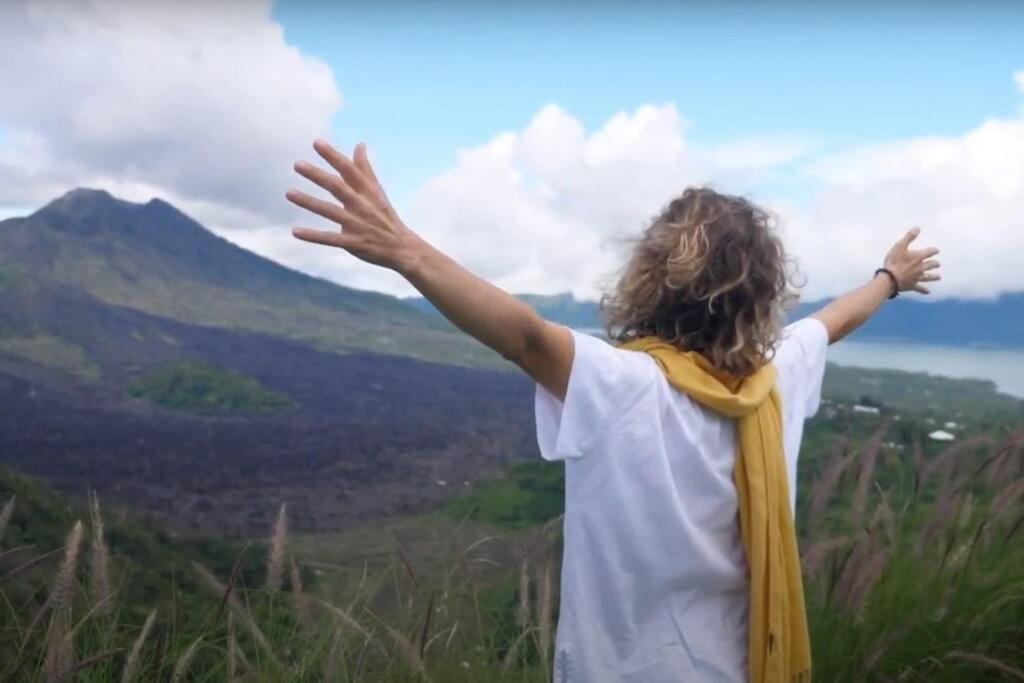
[828,341,1024,399]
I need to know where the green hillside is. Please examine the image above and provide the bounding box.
[0,189,497,368]
[0,466,258,624]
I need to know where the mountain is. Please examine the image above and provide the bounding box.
[410,291,1024,348]
[0,188,494,366]
[0,189,530,533]
[793,294,1024,348]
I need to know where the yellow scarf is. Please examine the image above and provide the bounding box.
[618,337,811,683]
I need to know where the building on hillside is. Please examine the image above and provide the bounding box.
[853,404,881,415]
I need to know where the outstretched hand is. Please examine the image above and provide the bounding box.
[286,140,424,271]
[286,141,573,398]
[812,227,943,344]
[883,227,941,295]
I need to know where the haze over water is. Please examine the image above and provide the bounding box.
[579,329,1024,398]
[828,341,1024,399]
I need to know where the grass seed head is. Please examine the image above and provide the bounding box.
[266,503,288,593]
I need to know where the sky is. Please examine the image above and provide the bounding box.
[0,1,1022,301]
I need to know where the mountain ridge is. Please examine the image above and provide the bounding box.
[1,187,496,367]
[407,291,1024,348]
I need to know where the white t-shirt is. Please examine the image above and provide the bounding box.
[534,318,829,683]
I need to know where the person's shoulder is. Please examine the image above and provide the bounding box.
[773,317,830,416]
[783,316,829,342]
[570,329,659,382]
[773,317,829,385]
[533,329,662,462]
[776,317,829,367]
[564,330,665,406]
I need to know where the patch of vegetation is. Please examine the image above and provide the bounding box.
[444,462,564,529]
[823,362,1024,423]
[0,265,16,290]
[0,465,259,636]
[127,360,293,412]
[0,334,99,381]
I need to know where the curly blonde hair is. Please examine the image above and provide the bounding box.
[603,187,798,377]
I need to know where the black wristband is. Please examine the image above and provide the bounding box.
[874,268,900,299]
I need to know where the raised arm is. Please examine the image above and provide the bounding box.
[285,139,574,400]
[811,227,941,344]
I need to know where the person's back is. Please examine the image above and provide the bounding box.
[535,317,828,681]
[285,140,941,682]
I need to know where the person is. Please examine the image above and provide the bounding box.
[286,139,941,683]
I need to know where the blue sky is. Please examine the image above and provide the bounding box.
[273,1,1024,207]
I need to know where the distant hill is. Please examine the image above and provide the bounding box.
[0,188,494,366]
[792,294,1024,348]
[410,291,1024,348]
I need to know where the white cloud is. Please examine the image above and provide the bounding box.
[710,136,819,170]
[0,0,340,222]
[785,111,1024,299]
[403,103,759,299]
[399,74,1024,301]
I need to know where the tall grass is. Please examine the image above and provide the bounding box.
[1,427,1022,681]
[801,429,1024,681]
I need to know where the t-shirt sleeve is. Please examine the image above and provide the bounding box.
[774,316,830,417]
[534,328,659,461]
